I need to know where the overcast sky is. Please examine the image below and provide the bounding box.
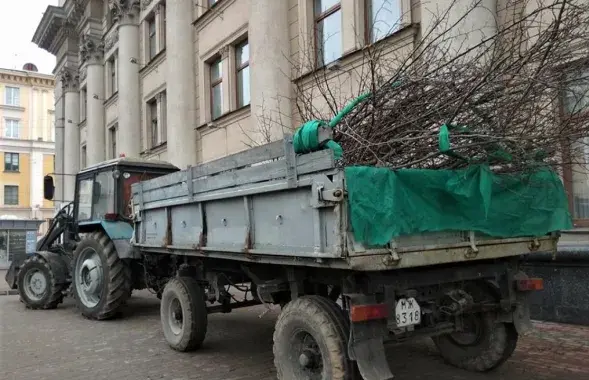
[0,0,58,74]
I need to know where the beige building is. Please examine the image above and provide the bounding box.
[0,64,55,233]
[32,0,588,228]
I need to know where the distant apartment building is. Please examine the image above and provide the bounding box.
[0,64,56,234]
[32,0,588,228]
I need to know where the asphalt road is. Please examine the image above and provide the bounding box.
[1,291,588,380]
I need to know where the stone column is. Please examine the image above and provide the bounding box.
[250,0,293,140]
[165,0,197,168]
[53,87,65,209]
[111,0,141,158]
[60,68,81,202]
[80,33,106,165]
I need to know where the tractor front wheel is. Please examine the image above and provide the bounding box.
[17,255,65,309]
[72,231,132,320]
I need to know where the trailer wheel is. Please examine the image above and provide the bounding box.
[72,231,132,320]
[433,283,518,372]
[17,255,64,309]
[273,296,356,380]
[160,277,208,352]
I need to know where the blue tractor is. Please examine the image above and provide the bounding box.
[5,157,178,319]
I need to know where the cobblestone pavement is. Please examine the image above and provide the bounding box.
[1,291,589,380]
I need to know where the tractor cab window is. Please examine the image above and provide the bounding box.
[77,179,93,220]
[76,171,116,221]
[94,171,115,219]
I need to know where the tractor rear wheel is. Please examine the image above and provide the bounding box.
[72,231,132,320]
[17,255,65,309]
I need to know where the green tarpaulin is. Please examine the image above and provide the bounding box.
[344,164,573,246]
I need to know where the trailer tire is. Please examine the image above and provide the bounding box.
[273,295,357,380]
[433,312,518,372]
[17,255,65,309]
[160,277,208,352]
[72,231,132,320]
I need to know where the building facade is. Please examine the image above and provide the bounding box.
[0,65,55,234]
[32,0,588,228]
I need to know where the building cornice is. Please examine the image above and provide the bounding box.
[0,137,56,154]
[0,105,25,112]
[193,0,234,31]
[32,0,91,56]
[31,5,67,55]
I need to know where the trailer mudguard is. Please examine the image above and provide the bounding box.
[346,293,395,380]
[78,220,139,259]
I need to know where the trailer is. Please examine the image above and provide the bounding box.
[129,136,566,380]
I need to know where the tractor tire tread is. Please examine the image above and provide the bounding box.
[18,255,64,310]
[74,231,132,320]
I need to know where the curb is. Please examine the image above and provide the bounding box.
[0,290,18,296]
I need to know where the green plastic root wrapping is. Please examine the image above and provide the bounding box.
[344,164,573,246]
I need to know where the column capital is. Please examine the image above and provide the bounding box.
[105,31,119,52]
[80,33,105,65]
[60,68,80,93]
[109,0,141,25]
[219,45,230,59]
[141,0,154,11]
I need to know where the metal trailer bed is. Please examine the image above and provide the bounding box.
[130,136,558,270]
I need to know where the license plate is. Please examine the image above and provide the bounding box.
[395,297,421,327]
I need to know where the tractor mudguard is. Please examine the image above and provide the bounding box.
[78,220,139,259]
[5,252,70,289]
[35,251,71,285]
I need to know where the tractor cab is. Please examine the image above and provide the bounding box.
[43,157,179,230]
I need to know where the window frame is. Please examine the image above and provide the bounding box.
[147,15,157,60]
[4,152,19,172]
[148,98,159,148]
[210,56,224,120]
[314,0,342,68]
[109,124,117,159]
[109,56,117,96]
[365,0,401,44]
[81,145,87,169]
[3,185,19,206]
[4,118,20,139]
[5,86,20,106]
[235,39,250,108]
[560,63,589,226]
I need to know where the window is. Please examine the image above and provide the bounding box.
[314,0,342,66]
[4,153,19,172]
[160,92,167,142]
[367,0,401,43]
[148,99,158,147]
[208,0,219,6]
[5,86,19,106]
[210,57,223,119]
[93,171,116,220]
[109,126,117,158]
[77,179,93,220]
[81,88,87,121]
[563,67,589,221]
[236,40,250,108]
[81,145,87,169]
[4,119,19,138]
[4,185,18,206]
[109,57,117,95]
[161,4,166,50]
[148,16,157,60]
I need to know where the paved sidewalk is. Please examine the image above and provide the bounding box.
[2,292,589,380]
